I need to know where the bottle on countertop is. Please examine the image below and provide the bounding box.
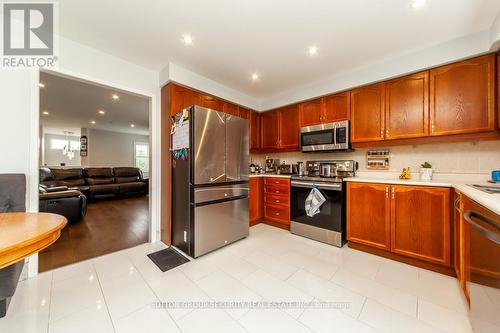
[249,158,256,174]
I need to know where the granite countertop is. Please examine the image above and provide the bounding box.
[345,174,499,216]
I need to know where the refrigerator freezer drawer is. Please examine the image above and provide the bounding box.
[194,197,249,257]
[194,184,249,204]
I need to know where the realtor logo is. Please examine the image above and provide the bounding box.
[2,2,58,68]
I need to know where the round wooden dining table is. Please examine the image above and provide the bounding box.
[0,212,67,269]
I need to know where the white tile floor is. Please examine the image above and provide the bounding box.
[0,224,475,333]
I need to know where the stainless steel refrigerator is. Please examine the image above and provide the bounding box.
[172,105,249,258]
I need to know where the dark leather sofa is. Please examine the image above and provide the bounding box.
[40,167,148,200]
[39,185,87,224]
[0,174,26,318]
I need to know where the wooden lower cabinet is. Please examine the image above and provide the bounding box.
[391,185,451,266]
[263,177,290,227]
[249,177,263,224]
[347,182,452,267]
[347,182,391,250]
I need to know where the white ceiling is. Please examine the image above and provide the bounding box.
[40,72,150,135]
[58,0,500,100]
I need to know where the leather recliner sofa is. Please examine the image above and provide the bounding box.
[40,166,148,200]
[39,185,87,224]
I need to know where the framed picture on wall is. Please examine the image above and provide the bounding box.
[80,136,88,157]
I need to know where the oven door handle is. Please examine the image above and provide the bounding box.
[463,210,500,245]
[291,181,342,191]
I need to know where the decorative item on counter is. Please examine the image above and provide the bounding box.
[491,170,500,183]
[420,161,433,181]
[399,167,411,180]
[249,159,256,174]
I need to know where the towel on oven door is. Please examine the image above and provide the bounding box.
[305,187,326,217]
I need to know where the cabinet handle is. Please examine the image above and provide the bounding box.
[275,212,280,216]
[380,129,384,138]
[392,187,395,200]
[275,200,280,203]
[385,186,389,199]
[386,128,389,136]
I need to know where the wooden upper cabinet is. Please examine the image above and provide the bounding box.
[170,84,201,116]
[223,102,240,116]
[261,110,280,150]
[350,83,385,142]
[430,54,495,136]
[391,185,451,266]
[347,182,391,250]
[249,111,261,151]
[200,94,224,111]
[239,107,250,119]
[385,71,429,140]
[299,98,322,127]
[278,104,300,149]
[323,91,350,122]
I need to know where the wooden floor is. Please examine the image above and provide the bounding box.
[39,196,149,272]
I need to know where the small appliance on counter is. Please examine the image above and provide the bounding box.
[492,170,500,183]
[290,160,357,247]
[265,158,280,174]
[279,163,299,175]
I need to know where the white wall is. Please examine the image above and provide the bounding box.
[43,133,82,167]
[87,129,149,167]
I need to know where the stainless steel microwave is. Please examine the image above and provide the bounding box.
[300,120,350,152]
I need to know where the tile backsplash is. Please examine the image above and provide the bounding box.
[250,140,500,175]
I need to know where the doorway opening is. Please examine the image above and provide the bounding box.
[37,71,152,272]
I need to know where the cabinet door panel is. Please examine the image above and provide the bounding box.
[391,185,451,266]
[249,177,263,223]
[278,104,300,149]
[323,92,350,122]
[200,95,224,111]
[299,98,322,127]
[430,55,495,136]
[350,83,385,142]
[170,84,201,116]
[385,71,429,139]
[223,102,240,116]
[261,110,280,150]
[249,111,261,151]
[347,182,391,250]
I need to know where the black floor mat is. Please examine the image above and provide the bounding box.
[147,248,190,272]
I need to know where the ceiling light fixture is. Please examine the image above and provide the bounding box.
[308,46,318,56]
[183,35,193,45]
[98,110,105,115]
[112,94,119,100]
[251,73,259,81]
[90,120,96,124]
[410,0,426,9]
[38,83,45,88]
[130,124,135,128]
[42,111,49,115]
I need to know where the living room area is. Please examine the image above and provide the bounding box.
[37,71,151,272]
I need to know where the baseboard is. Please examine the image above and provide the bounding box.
[348,241,456,277]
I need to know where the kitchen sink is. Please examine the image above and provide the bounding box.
[468,184,500,194]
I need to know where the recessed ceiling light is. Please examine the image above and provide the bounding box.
[42,111,49,115]
[183,35,193,45]
[112,94,119,100]
[98,110,105,115]
[38,83,45,88]
[90,120,96,124]
[308,46,318,56]
[251,73,259,81]
[410,0,426,9]
[130,124,135,128]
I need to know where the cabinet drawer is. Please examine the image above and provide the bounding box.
[264,204,290,223]
[264,178,289,186]
[264,184,289,195]
[264,193,289,206]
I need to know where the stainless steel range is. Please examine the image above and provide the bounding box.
[290,160,357,247]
